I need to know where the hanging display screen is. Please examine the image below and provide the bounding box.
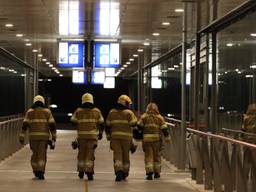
[93,42,120,68]
[58,42,84,68]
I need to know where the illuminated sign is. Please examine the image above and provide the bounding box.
[94,42,120,68]
[58,42,84,68]
[72,70,86,84]
[92,71,105,84]
[104,77,115,88]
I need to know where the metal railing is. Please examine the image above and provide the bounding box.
[163,117,256,192]
[0,117,25,161]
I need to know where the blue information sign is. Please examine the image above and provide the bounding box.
[58,42,84,68]
[94,42,120,68]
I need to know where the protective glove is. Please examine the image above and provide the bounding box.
[71,140,78,150]
[130,143,137,154]
[98,133,103,140]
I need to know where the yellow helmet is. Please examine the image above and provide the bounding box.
[33,95,45,105]
[117,94,132,106]
[82,93,94,104]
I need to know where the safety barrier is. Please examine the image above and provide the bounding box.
[163,117,256,192]
[0,117,25,161]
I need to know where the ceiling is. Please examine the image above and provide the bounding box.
[0,0,249,78]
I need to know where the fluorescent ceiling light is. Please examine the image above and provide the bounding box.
[38,54,43,57]
[137,49,143,52]
[143,42,150,46]
[24,39,30,42]
[162,22,170,26]
[49,64,53,67]
[16,34,23,37]
[152,33,160,36]
[25,43,32,46]
[123,64,128,67]
[226,43,233,47]
[175,9,184,12]
[246,75,253,78]
[32,49,38,53]
[46,62,50,65]
[59,74,63,77]
[129,58,134,61]
[133,54,139,57]
[126,61,131,64]
[42,59,47,62]
[168,68,175,71]
[250,33,256,37]
[250,65,256,69]
[5,23,14,27]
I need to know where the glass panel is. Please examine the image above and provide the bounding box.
[217,11,256,133]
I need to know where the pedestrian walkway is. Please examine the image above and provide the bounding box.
[0,130,198,192]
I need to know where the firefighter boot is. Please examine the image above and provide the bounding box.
[154,172,160,179]
[38,171,45,180]
[86,172,94,181]
[115,171,124,182]
[78,171,84,179]
[146,172,153,180]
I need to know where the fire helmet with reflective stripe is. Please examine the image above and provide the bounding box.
[33,95,45,105]
[82,93,94,104]
[117,94,132,106]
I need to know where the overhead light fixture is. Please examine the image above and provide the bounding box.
[129,58,134,61]
[25,43,32,46]
[52,67,56,70]
[245,75,253,78]
[38,54,43,57]
[175,9,184,13]
[168,68,175,71]
[24,39,30,42]
[162,22,170,26]
[250,65,256,69]
[32,49,38,53]
[174,65,179,68]
[250,33,256,37]
[152,32,160,36]
[49,64,53,67]
[46,62,50,65]
[16,34,23,37]
[59,74,63,77]
[226,43,233,47]
[123,65,128,67]
[42,59,47,62]
[5,23,14,27]
[137,49,143,52]
[143,42,150,46]
[121,67,124,70]
[133,54,139,57]
[126,61,131,64]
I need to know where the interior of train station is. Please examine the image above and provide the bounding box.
[1,0,256,191]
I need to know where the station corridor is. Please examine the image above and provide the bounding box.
[0,131,198,192]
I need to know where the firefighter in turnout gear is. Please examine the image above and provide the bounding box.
[106,94,137,182]
[71,93,104,181]
[242,103,256,181]
[137,102,170,180]
[19,95,56,180]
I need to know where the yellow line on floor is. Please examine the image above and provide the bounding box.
[84,180,88,192]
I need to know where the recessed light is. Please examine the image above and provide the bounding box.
[49,64,53,67]
[226,43,233,47]
[162,22,170,26]
[16,34,23,37]
[25,43,32,46]
[32,49,38,53]
[38,54,43,57]
[133,54,139,57]
[137,49,143,52]
[174,65,179,68]
[129,58,134,61]
[168,68,175,71]
[46,62,50,65]
[42,59,47,62]
[126,62,131,64]
[250,33,256,37]
[175,9,184,13]
[5,23,14,27]
[152,32,160,36]
[24,39,30,42]
[143,42,150,46]
[123,65,128,67]
[59,74,63,77]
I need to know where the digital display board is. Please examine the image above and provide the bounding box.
[72,70,86,84]
[58,42,84,68]
[92,71,105,84]
[104,77,115,88]
[94,42,120,68]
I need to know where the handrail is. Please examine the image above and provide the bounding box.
[187,128,256,149]
[222,128,256,137]
[0,117,24,125]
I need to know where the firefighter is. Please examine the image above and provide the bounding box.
[137,102,170,180]
[106,94,137,182]
[71,93,104,181]
[242,103,256,180]
[19,95,56,180]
